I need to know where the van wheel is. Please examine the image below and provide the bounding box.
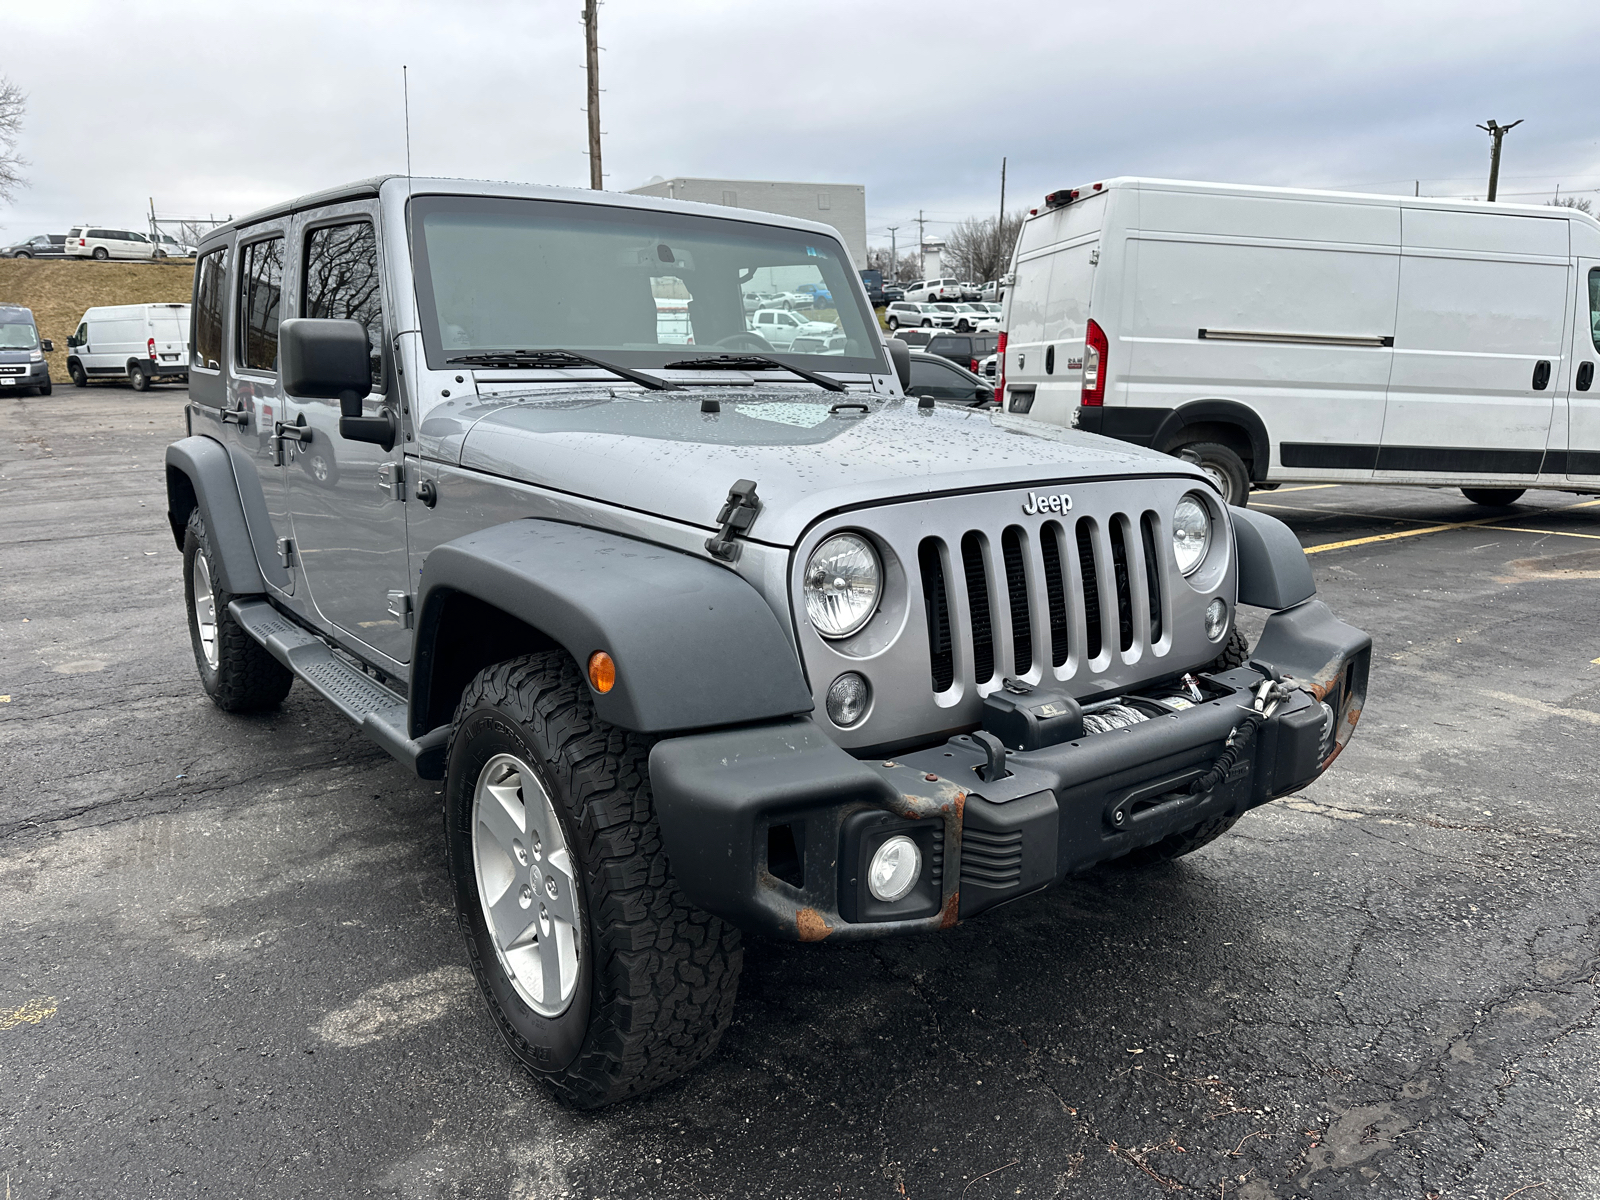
[446,652,743,1109]
[129,363,149,391]
[183,509,294,712]
[1461,488,1525,507]
[1175,441,1251,507]
[68,361,87,387]
[92,247,108,261]
[38,382,51,396]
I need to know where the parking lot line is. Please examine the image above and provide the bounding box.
[1254,501,1441,524]
[1492,527,1600,542]
[1263,484,1340,492]
[1303,498,1600,555]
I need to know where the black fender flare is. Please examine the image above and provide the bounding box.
[412,520,814,736]
[1230,507,1314,610]
[1152,399,1271,480]
[164,435,266,595]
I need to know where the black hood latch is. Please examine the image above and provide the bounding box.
[705,479,761,563]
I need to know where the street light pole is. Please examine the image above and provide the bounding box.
[583,0,602,189]
[1475,119,1522,202]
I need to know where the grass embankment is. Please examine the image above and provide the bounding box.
[0,259,194,383]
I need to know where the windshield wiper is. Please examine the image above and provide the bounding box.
[447,349,679,392]
[662,354,848,393]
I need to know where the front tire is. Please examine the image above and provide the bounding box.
[68,360,87,387]
[887,317,899,330]
[14,251,29,259]
[183,509,293,712]
[445,653,743,1109]
[38,382,51,396]
[1461,488,1525,507]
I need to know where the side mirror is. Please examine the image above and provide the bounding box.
[886,337,911,391]
[280,317,395,451]
[40,338,54,352]
[978,386,995,405]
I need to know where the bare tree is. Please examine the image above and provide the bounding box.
[1548,193,1595,215]
[0,78,27,203]
[942,210,1026,284]
[866,246,923,282]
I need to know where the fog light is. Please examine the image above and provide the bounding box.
[826,672,870,727]
[1204,597,1228,641]
[868,835,921,902]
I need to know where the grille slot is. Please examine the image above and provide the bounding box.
[919,538,954,692]
[960,828,1024,887]
[1040,521,1070,668]
[961,532,994,684]
[1140,512,1163,643]
[1000,526,1033,676]
[1076,519,1103,660]
[1110,520,1135,653]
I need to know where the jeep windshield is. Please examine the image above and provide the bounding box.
[410,194,886,377]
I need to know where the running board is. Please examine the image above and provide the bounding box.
[229,599,449,779]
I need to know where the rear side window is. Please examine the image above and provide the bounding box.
[1589,268,1599,353]
[303,221,385,391]
[192,248,229,370]
[238,237,285,373]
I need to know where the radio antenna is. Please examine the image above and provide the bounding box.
[402,65,412,184]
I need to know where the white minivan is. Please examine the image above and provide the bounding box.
[65,226,159,261]
[998,177,1600,506]
[65,303,191,390]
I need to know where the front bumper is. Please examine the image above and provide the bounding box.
[0,362,50,387]
[650,598,1369,942]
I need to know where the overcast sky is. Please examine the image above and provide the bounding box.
[5,0,1598,248]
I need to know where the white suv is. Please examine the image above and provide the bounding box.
[903,277,964,303]
[65,226,158,261]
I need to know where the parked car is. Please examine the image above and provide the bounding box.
[978,352,997,379]
[881,281,905,304]
[1,234,68,259]
[1000,175,1600,507]
[163,173,1371,1110]
[948,304,995,332]
[795,282,834,307]
[901,347,994,405]
[790,332,848,354]
[959,281,983,301]
[65,226,159,261]
[0,304,54,395]
[980,280,1004,302]
[883,301,952,331]
[887,326,940,349]
[749,307,837,348]
[902,277,964,303]
[858,270,905,308]
[923,331,1000,374]
[153,233,198,258]
[64,303,191,389]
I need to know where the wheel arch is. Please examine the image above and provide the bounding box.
[412,520,814,739]
[164,436,266,595]
[1152,400,1271,481]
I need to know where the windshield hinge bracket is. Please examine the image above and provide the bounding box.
[705,479,761,563]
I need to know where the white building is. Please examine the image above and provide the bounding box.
[626,177,868,268]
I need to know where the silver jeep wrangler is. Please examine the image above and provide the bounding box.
[164,176,1371,1107]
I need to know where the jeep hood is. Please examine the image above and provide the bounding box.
[432,387,1208,546]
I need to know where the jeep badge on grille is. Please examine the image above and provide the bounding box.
[1021,491,1072,515]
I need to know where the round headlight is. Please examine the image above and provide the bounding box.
[804,533,881,638]
[867,835,922,902]
[1172,493,1211,576]
[825,672,871,727]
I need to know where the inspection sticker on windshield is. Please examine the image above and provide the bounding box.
[806,246,818,257]
[736,401,832,429]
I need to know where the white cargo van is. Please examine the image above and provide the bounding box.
[998,178,1600,506]
[64,303,191,390]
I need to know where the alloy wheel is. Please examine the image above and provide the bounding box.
[193,552,219,669]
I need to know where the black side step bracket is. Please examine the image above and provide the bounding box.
[229,599,449,779]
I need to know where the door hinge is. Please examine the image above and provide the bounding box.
[386,589,414,629]
[705,478,761,562]
[272,419,310,466]
[276,537,295,568]
[379,461,406,501]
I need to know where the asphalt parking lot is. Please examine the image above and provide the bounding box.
[3,387,1599,1200]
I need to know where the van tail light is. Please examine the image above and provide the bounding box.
[148,337,158,360]
[996,332,1008,404]
[1082,319,1108,407]
[79,238,86,246]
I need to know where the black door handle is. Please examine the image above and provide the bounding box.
[1532,360,1551,390]
[1578,362,1595,392]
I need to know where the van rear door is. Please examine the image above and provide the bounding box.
[1379,208,1567,481]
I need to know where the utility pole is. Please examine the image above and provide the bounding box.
[886,225,899,280]
[916,210,926,276]
[996,157,1006,282]
[1475,119,1522,202]
[583,1,602,189]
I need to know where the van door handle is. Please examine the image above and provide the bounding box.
[1578,362,1595,392]
[1532,360,1552,390]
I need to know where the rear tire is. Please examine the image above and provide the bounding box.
[445,652,743,1109]
[92,246,108,261]
[1173,441,1251,507]
[887,317,899,330]
[129,363,149,391]
[1461,488,1524,507]
[183,509,293,712]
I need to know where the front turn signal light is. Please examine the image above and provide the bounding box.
[588,651,616,694]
